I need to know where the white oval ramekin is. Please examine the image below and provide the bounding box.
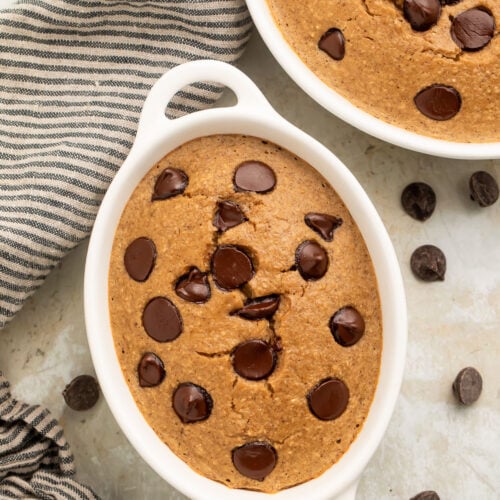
[84,60,407,500]
[247,1,500,160]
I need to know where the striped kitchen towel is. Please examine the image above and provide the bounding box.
[0,0,252,328]
[0,373,98,499]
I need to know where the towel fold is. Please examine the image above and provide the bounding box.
[0,0,252,328]
[0,373,99,499]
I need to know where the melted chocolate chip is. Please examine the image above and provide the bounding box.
[232,339,276,380]
[410,244,446,281]
[62,375,99,411]
[233,161,276,193]
[232,442,277,481]
[295,240,329,281]
[410,492,440,500]
[414,84,461,121]
[451,8,495,51]
[172,382,213,423]
[401,182,436,221]
[124,237,156,282]
[175,267,211,303]
[142,297,183,342]
[213,200,247,232]
[452,367,482,405]
[307,378,349,420]
[152,167,188,200]
[138,352,166,387]
[469,171,499,207]
[211,245,254,290]
[318,28,346,61]
[329,306,365,346]
[304,212,343,241]
[404,0,441,31]
[232,295,280,320]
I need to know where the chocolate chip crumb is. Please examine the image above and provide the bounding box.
[410,244,446,281]
[62,375,99,411]
[401,182,436,221]
[469,171,499,207]
[452,367,482,405]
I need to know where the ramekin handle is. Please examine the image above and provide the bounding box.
[134,60,275,143]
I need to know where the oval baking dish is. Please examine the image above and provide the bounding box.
[84,60,407,500]
[247,0,500,160]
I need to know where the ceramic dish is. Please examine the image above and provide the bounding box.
[247,0,500,160]
[84,60,407,499]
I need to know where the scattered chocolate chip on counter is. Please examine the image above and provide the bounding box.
[410,244,446,281]
[410,491,440,500]
[401,182,436,221]
[62,375,99,411]
[452,367,483,405]
[469,171,499,207]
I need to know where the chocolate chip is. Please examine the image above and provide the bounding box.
[307,378,349,420]
[233,161,276,193]
[410,492,440,500]
[213,200,247,232]
[414,84,461,121]
[451,8,495,51]
[142,297,183,342]
[172,382,213,423]
[304,212,343,241]
[152,167,188,200]
[404,0,441,31]
[295,240,329,281]
[124,237,156,282]
[232,339,277,380]
[469,171,499,207]
[175,267,211,303]
[232,295,280,320]
[329,306,365,346]
[211,245,254,290]
[232,442,277,481]
[441,0,461,4]
[62,375,99,411]
[138,352,166,387]
[318,28,346,61]
[410,244,446,281]
[452,367,482,405]
[401,182,436,221]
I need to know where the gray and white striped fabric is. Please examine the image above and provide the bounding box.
[0,373,98,499]
[0,0,252,327]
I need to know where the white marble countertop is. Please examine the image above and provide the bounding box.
[0,25,499,500]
